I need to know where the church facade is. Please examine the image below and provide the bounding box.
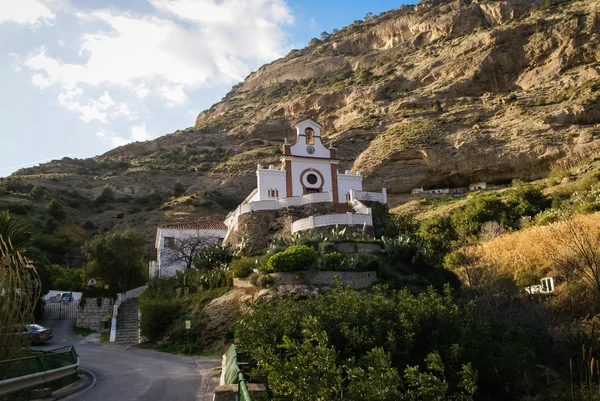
[224,118,387,246]
[250,118,365,203]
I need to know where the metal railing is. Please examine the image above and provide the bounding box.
[0,345,79,397]
[221,344,253,401]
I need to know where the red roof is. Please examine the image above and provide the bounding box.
[159,220,227,230]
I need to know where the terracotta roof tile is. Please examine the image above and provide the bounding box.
[159,220,227,230]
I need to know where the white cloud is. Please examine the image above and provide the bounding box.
[0,0,55,25]
[131,123,150,141]
[57,89,130,123]
[96,129,129,147]
[96,124,151,147]
[23,0,295,110]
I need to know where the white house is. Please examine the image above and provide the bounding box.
[224,118,387,242]
[153,220,227,277]
[469,182,487,191]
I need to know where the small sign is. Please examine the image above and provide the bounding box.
[88,278,97,287]
[185,320,191,330]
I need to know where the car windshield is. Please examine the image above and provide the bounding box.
[26,324,46,331]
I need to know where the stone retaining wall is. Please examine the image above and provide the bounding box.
[335,242,382,254]
[76,297,114,332]
[234,271,377,290]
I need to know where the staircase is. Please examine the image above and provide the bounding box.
[334,203,353,213]
[114,298,140,347]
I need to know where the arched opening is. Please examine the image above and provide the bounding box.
[305,127,315,145]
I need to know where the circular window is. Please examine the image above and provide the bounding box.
[306,173,318,185]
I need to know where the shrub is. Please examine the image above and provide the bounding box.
[193,245,234,270]
[263,245,318,273]
[318,252,345,271]
[318,241,337,255]
[417,216,456,265]
[231,257,257,278]
[237,286,537,401]
[96,185,115,204]
[30,186,47,200]
[451,197,507,241]
[139,298,183,341]
[173,180,186,197]
[47,199,66,220]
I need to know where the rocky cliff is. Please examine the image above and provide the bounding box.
[2,0,599,247]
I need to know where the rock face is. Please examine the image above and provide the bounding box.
[3,0,600,243]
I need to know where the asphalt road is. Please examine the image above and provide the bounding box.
[33,319,220,401]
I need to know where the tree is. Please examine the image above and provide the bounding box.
[0,210,30,251]
[84,228,148,290]
[47,199,66,220]
[161,230,221,270]
[173,180,186,197]
[364,12,374,21]
[320,31,330,40]
[432,99,444,112]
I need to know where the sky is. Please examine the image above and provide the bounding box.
[0,0,416,177]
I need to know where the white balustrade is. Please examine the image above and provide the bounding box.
[351,190,386,203]
[291,213,373,233]
[227,192,335,233]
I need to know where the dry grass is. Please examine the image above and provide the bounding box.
[470,212,600,279]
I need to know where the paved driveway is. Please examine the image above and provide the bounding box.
[33,320,220,401]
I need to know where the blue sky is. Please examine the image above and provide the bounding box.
[0,0,416,177]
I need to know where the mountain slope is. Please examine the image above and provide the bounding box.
[1,0,599,253]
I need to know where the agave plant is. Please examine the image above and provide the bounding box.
[382,235,423,265]
[330,225,348,241]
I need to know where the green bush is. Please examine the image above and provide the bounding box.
[318,252,345,271]
[193,245,234,270]
[231,257,257,278]
[237,286,537,401]
[140,298,183,341]
[318,241,337,255]
[263,245,318,273]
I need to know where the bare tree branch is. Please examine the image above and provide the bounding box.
[161,230,221,270]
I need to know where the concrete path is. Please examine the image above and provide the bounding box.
[33,319,220,401]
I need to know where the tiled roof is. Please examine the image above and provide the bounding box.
[159,220,227,230]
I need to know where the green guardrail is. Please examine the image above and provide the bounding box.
[223,344,253,401]
[0,345,78,381]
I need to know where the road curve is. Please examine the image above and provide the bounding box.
[34,320,220,401]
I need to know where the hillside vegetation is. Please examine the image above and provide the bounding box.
[0,0,598,254]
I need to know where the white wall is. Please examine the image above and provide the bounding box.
[256,165,286,201]
[289,158,333,197]
[156,228,227,277]
[288,119,331,158]
[337,171,363,203]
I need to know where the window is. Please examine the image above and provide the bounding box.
[268,189,279,198]
[305,127,315,145]
[306,188,320,194]
[164,237,175,248]
[306,173,318,185]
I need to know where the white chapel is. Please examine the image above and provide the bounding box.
[223,118,387,242]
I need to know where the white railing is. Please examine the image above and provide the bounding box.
[350,189,387,204]
[226,192,335,236]
[110,284,147,343]
[291,213,373,233]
